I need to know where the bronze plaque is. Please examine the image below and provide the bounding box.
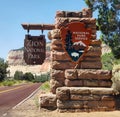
[24,35,46,65]
[60,22,92,63]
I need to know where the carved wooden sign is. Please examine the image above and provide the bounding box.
[60,22,92,62]
[24,35,46,65]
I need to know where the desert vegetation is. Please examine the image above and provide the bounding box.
[102,52,120,92]
[0,58,50,86]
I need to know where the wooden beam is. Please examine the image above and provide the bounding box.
[22,23,55,30]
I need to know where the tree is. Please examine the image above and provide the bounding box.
[23,72,34,81]
[0,58,8,81]
[14,71,24,80]
[84,0,120,58]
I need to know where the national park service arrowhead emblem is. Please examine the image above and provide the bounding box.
[60,22,92,63]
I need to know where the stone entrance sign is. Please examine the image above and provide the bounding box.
[39,8,116,112]
[60,22,92,62]
[21,8,117,112]
[24,35,46,65]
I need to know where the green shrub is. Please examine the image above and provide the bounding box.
[102,52,114,70]
[14,71,35,82]
[0,79,28,86]
[14,71,24,80]
[34,72,50,83]
[23,72,34,81]
[102,52,120,70]
[2,80,17,86]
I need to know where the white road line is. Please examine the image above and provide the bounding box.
[12,85,40,109]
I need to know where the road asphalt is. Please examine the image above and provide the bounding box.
[0,83,41,116]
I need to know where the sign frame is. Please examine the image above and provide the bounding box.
[24,34,46,65]
[60,22,92,63]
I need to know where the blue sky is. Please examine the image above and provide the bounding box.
[0,0,91,59]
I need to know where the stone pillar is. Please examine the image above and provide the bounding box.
[40,8,116,112]
[48,8,102,94]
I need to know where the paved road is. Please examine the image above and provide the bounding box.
[0,83,41,116]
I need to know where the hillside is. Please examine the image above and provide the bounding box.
[6,42,51,77]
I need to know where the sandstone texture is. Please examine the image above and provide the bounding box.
[7,50,25,65]
[56,87,116,112]
[6,43,51,76]
[65,69,112,80]
[39,8,117,112]
[39,93,57,110]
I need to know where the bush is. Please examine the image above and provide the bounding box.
[23,72,34,81]
[102,52,120,70]
[0,79,29,86]
[14,71,35,82]
[102,52,114,70]
[34,72,50,83]
[14,71,24,80]
[2,80,16,86]
[0,58,8,81]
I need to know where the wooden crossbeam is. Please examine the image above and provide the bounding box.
[22,24,55,30]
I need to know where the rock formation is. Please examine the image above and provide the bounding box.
[6,43,51,76]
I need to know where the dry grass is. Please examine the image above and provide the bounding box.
[6,110,120,117]
[5,89,120,117]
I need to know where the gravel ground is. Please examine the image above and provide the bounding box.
[4,89,120,117]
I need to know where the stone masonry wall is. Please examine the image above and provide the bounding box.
[56,87,115,112]
[48,8,103,94]
[40,8,116,112]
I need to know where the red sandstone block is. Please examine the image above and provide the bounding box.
[57,100,84,109]
[65,69,78,80]
[71,94,100,101]
[65,79,112,87]
[80,61,102,69]
[56,8,92,18]
[55,18,96,30]
[65,79,83,87]
[52,61,76,70]
[65,69,112,80]
[87,100,115,109]
[51,69,65,79]
[50,79,63,94]
[101,95,115,101]
[39,93,57,109]
[56,87,70,100]
[51,51,70,61]
[48,29,60,40]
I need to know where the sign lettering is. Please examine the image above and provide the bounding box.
[60,22,92,62]
[24,35,46,65]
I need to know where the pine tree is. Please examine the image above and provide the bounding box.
[84,0,120,58]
